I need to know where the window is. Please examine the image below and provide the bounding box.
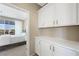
[0,19,15,35]
[0,20,4,24]
[0,18,24,36]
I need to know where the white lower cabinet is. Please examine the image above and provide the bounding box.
[35,38,53,56]
[35,39,41,55]
[0,35,11,46]
[35,38,79,56]
[40,39,53,56]
[53,43,77,56]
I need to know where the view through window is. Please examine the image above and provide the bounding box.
[0,19,15,35]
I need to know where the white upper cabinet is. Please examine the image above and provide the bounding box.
[38,3,77,28]
[55,3,77,26]
[0,5,2,15]
[38,4,56,28]
[0,4,6,16]
[0,4,26,20]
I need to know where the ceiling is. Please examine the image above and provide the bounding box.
[37,3,47,7]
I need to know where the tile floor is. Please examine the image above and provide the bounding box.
[0,45,27,56]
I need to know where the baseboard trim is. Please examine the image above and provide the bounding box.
[33,53,39,56]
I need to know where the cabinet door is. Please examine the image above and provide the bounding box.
[76,52,79,56]
[0,4,26,20]
[0,4,3,16]
[44,4,56,27]
[12,9,20,19]
[0,4,15,18]
[5,6,15,18]
[0,35,11,46]
[35,39,41,55]
[38,4,56,28]
[0,4,7,17]
[54,43,77,56]
[18,10,27,20]
[56,3,77,26]
[40,39,53,56]
[38,5,48,28]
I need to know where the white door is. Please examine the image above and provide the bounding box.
[40,39,53,56]
[54,43,77,56]
[56,3,77,26]
[35,39,41,55]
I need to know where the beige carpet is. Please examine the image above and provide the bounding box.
[0,45,27,56]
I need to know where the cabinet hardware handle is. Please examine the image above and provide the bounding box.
[53,20,55,25]
[53,46,54,51]
[54,21,56,25]
[56,20,57,24]
[50,45,51,50]
[56,20,58,24]
[39,41,40,44]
